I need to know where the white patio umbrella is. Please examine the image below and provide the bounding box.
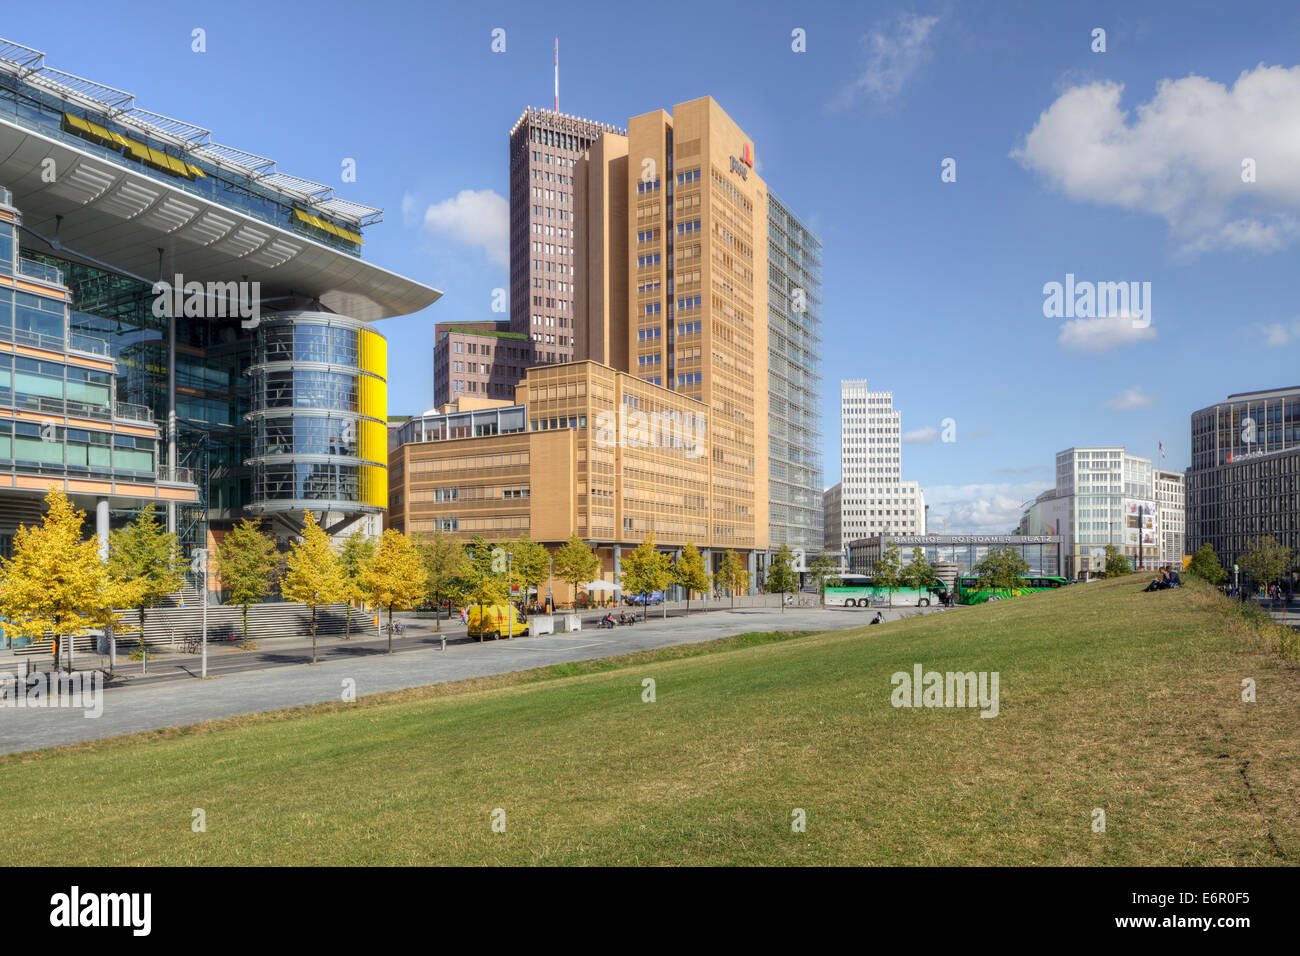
[584,580,621,591]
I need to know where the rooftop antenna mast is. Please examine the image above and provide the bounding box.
[554,36,559,112]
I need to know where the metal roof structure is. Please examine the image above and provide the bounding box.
[0,36,382,227]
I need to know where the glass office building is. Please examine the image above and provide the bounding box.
[767,192,824,555]
[1187,386,1300,574]
[847,534,1063,578]
[0,38,439,591]
[0,185,197,565]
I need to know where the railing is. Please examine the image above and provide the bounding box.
[18,257,63,285]
[157,465,196,485]
[68,331,110,356]
[113,401,154,422]
[9,394,112,420]
[1,325,110,357]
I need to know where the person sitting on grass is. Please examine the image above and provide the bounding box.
[870,612,884,625]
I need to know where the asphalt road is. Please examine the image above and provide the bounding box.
[0,604,939,754]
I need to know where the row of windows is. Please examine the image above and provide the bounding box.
[0,420,155,475]
[257,323,360,368]
[251,462,362,503]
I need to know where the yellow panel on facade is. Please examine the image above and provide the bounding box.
[361,464,388,510]
[360,418,386,465]
[359,327,387,378]
[359,371,387,423]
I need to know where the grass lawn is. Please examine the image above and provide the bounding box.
[2,577,1297,865]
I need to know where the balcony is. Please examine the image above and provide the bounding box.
[18,256,63,285]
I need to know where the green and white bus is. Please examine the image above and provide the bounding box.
[824,574,941,608]
[954,575,1067,605]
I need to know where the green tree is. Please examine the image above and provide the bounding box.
[716,549,751,610]
[1238,535,1294,591]
[673,541,711,613]
[337,531,376,639]
[973,546,1032,591]
[106,505,185,657]
[0,488,117,670]
[281,512,348,664]
[503,534,550,607]
[766,545,798,612]
[619,534,673,621]
[553,534,601,608]
[359,529,427,654]
[1186,542,1228,586]
[900,547,940,591]
[873,542,903,606]
[216,517,280,643]
[1104,544,1131,578]
[418,531,465,630]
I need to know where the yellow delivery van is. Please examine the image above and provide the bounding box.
[466,604,528,640]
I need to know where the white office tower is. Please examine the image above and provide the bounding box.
[1155,469,1185,566]
[839,380,926,544]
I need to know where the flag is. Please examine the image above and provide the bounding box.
[1158,441,1166,459]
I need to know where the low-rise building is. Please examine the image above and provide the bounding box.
[431,321,533,408]
[847,533,1063,578]
[391,359,767,590]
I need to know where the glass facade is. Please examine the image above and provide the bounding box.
[246,313,387,514]
[0,187,182,557]
[0,66,365,257]
[1187,388,1300,572]
[848,535,1063,577]
[767,192,824,554]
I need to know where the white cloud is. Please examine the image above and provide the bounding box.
[1012,65,1300,253]
[831,13,940,109]
[412,189,509,267]
[1107,386,1154,411]
[902,426,939,445]
[1058,313,1157,353]
[924,482,1051,535]
[1257,318,1300,347]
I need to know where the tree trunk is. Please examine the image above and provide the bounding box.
[387,606,393,654]
[311,605,318,664]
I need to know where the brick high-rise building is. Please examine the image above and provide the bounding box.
[575,96,770,565]
[509,108,622,366]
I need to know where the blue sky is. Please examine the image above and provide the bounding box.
[7,0,1299,532]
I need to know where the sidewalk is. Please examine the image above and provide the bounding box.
[0,594,838,676]
[0,602,937,753]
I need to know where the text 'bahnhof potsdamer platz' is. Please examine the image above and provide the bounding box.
[390,97,770,581]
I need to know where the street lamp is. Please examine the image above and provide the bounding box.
[190,547,208,679]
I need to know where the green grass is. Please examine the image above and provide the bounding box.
[2,577,1297,865]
